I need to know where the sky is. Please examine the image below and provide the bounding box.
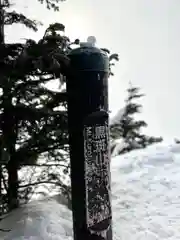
[6,0,180,142]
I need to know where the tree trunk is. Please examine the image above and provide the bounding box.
[3,107,19,211]
[2,89,19,211]
[0,0,4,44]
[7,159,19,210]
[0,0,19,212]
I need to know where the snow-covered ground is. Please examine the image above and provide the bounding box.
[1,143,180,239]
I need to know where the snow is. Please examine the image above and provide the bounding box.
[111,138,128,157]
[1,143,180,239]
[0,198,73,240]
[109,107,125,126]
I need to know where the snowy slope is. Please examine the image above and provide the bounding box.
[0,198,73,240]
[1,143,180,239]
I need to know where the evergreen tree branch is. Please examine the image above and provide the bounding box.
[37,0,65,11]
[4,11,41,31]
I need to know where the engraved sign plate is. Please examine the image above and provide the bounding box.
[83,111,112,230]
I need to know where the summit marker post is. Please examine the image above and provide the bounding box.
[67,36,113,240]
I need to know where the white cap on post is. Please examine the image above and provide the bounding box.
[80,36,97,47]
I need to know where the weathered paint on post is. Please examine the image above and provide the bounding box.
[83,111,112,239]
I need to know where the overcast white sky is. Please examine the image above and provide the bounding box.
[7,0,180,142]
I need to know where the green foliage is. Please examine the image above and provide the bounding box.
[2,0,67,33]
[0,22,72,212]
[4,11,41,31]
[37,0,65,11]
[0,18,119,212]
[0,0,120,213]
[110,83,163,156]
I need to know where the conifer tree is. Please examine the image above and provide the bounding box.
[0,0,119,213]
[110,83,163,156]
[0,0,67,213]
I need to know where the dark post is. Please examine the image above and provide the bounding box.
[67,37,113,240]
[0,0,4,214]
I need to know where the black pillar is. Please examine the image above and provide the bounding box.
[67,45,113,240]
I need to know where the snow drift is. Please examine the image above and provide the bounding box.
[1,143,180,239]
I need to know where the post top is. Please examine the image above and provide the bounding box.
[68,36,109,72]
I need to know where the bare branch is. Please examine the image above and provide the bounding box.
[19,181,64,188]
[0,228,10,232]
[22,163,69,168]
